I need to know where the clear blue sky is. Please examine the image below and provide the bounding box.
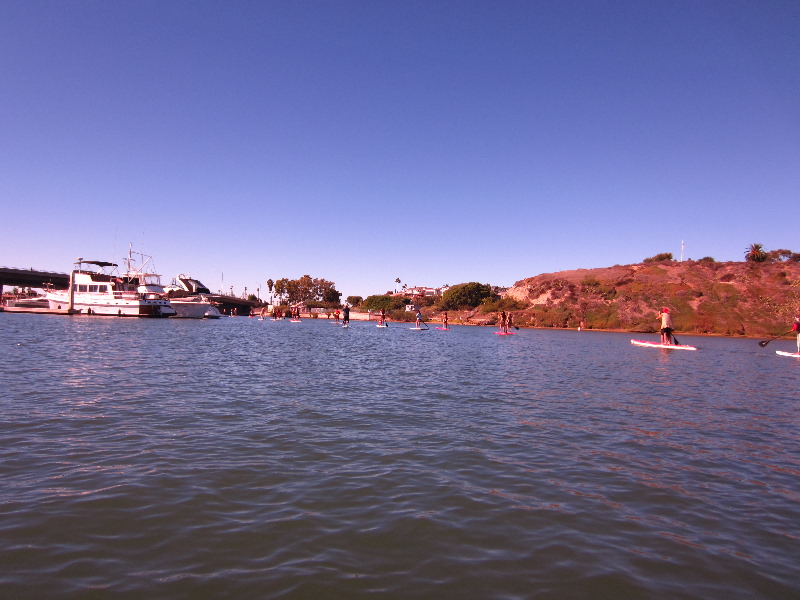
[2,1,798,299]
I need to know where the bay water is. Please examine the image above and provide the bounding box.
[1,314,798,598]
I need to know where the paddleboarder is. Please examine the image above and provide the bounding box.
[659,307,674,345]
[499,310,507,334]
[442,311,448,330]
[342,305,350,327]
[507,312,513,332]
[792,312,800,353]
[379,308,386,326]
[415,309,423,329]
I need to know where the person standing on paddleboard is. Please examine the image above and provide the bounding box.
[792,312,800,353]
[379,308,386,326]
[507,312,513,332]
[342,304,350,326]
[415,309,423,329]
[442,311,448,330]
[659,307,674,345]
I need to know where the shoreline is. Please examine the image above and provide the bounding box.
[2,305,790,341]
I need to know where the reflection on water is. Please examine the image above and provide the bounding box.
[1,314,799,598]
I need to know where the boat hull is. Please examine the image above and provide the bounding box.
[169,298,221,319]
[46,292,176,317]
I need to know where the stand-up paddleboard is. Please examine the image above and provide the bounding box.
[631,339,697,351]
[290,319,301,323]
[435,327,450,330]
[494,331,516,335]
[776,350,800,358]
[409,327,428,330]
[377,324,388,328]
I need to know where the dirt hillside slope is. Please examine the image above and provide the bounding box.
[504,260,800,336]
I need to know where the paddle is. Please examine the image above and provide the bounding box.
[759,330,794,347]
[671,333,681,345]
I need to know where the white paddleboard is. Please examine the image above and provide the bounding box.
[376,324,388,328]
[409,327,427,330]
[631,339,697,351]
[776,350,800,358]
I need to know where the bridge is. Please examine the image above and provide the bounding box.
[0,266,70,295]
[205,294,258,316]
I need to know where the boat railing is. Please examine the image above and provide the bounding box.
[112,291,144,300]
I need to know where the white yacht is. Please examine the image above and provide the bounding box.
[45,252,177,317]
[163,275,221,319]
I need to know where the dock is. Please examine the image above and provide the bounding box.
[0,306,80,315]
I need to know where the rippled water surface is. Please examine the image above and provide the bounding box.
[1,314,798,598]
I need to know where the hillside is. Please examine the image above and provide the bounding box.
[503,260,800,337]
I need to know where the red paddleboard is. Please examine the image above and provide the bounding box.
[435,327,451,330]
[631,339,697,351]
[494,332,516,336]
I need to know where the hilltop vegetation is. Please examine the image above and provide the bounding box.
[503,260,800,337]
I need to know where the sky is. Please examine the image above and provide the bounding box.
[1,0,798,299]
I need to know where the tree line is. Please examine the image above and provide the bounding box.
[360,282,522,314]
[261,275,341,307]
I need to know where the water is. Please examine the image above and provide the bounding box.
[1,314,798,599]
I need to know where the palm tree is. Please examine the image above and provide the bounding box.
[745,243,768,262]
[395,278,401,293]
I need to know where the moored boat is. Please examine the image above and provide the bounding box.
[163,275,221,319]
[45,251,176,317]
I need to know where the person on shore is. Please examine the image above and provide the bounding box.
[499,310,507,333]
[659,307,674,345]
[415,309,424,329]
[792,312,800,353]
[442,311,448,330]
[342,305,350,326]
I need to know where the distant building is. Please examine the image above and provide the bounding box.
[394,285,449,299]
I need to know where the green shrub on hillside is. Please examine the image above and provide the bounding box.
[644,252,673,263]
[363,295,408,311]
[478,297,526,313]
[439,282,495,310]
